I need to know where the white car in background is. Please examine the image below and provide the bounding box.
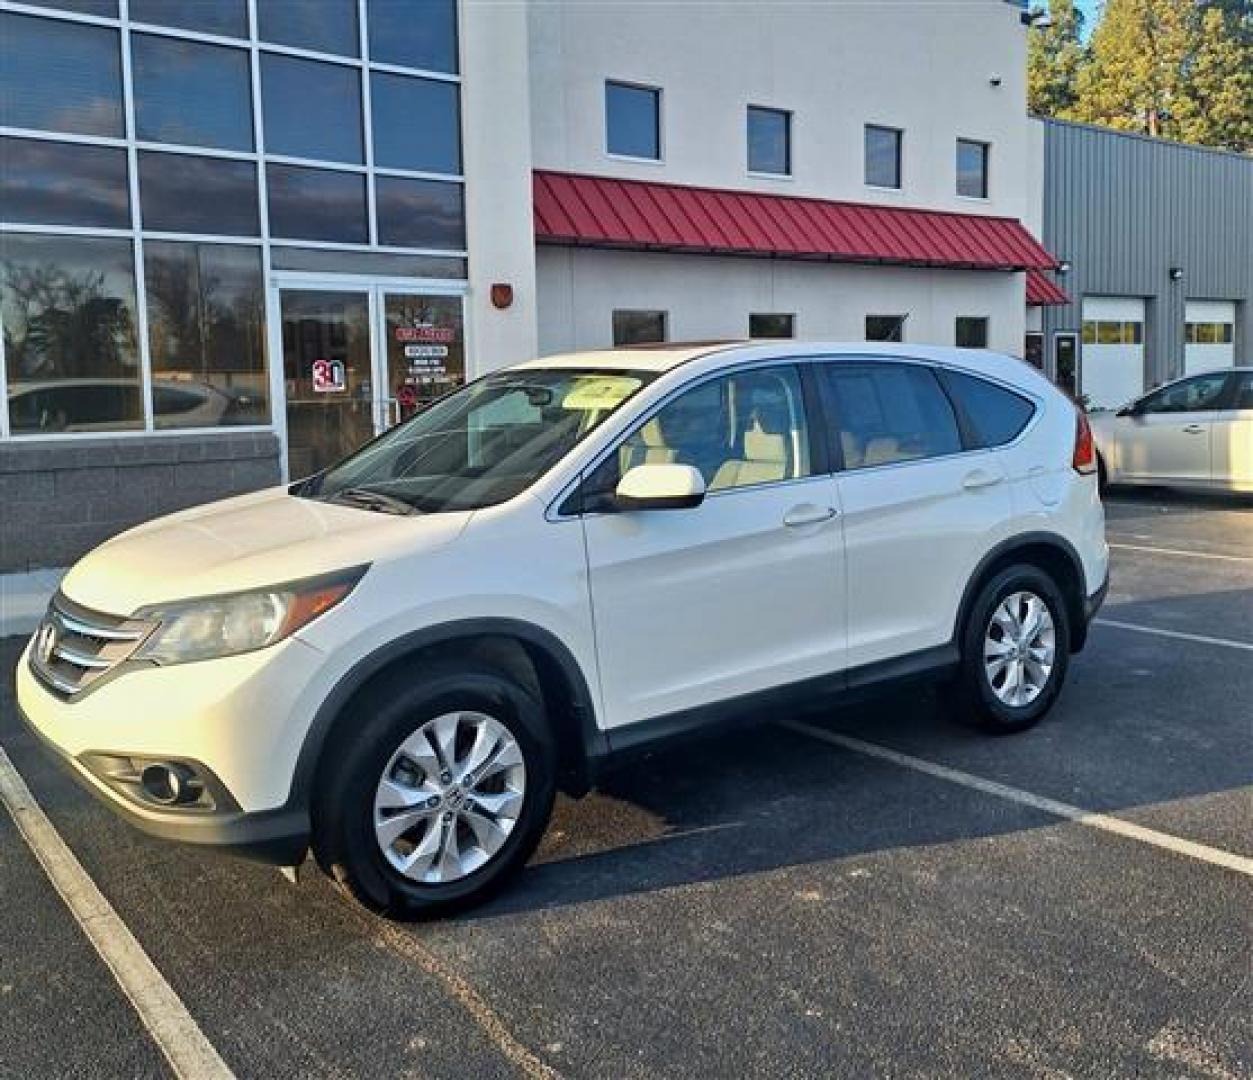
[1089,367,1253,495]
[20,342,1109,918]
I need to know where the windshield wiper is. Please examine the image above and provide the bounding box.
[325,487,419,516]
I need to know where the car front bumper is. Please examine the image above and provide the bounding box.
[15,633,330,865]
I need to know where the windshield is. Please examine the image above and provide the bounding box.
[300,368,654,513]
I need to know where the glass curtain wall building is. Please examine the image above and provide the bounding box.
[1,0,467,483]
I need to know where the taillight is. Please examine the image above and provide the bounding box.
[1073,408,1097,475]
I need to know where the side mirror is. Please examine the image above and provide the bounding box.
[615,464,706,511]
[1117,402,1142,419]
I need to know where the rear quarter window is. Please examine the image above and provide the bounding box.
[941,369,1036,448]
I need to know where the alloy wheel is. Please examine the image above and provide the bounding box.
[372,711,526,884]
[983,590,1056,708]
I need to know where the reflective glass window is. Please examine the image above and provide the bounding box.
[138,153,259,236]
[132,34,254,151]
[367,0,458,73]
[375,177,464,249]
[612,310,666,346]
[0,14,123,137]
[2,233,142,433]
[747,107,790,175]
[1,137,130,228]
[370,73,461,174]
[130,0,248,38]
[865,125,902,188]
[267,164,367,243]
[144,241,269,428]
[957,138,989,198]
[606,82,660,160]
[257,0,359,57]
[261,53,363,163]
[955,317,989,348]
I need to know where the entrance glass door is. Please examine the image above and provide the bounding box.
[278,285,465,479]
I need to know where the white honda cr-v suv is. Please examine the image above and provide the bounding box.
[20,343,1108,918]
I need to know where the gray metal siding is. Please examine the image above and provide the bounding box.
[1040,118,1252,393]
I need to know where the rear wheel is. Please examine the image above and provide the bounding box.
[312,662,556,919]
[952,565,1071,734]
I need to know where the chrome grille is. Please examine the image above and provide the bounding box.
[29,594,154,698]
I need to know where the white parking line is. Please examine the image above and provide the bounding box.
[1095,618,1253,653]
[781,722,1253,878]
[1109,542,1253,564]
[0,748,234,1080]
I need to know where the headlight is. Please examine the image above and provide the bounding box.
[133,567,366,666]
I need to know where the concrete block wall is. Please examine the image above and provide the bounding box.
[0,433,282,573]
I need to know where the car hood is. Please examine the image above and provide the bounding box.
[60,486,472,615]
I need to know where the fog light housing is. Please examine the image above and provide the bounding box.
[79,753,231,813]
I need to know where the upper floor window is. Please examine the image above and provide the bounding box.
[956,139,989,199]
[749,313,795,339]
[612,309,667,346]
[864,125,902,189]
[956,317,989,348]
[747,106,791,176]
[606,82,661,160]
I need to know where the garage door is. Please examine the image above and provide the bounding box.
[1185,300,1236,375]
[1081,297,1145,410]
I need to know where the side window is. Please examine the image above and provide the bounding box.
[1231,373,1253,411]
[1140,372,1229,415]
[582,366,812,509]
[821,363,961,470]
[940,369,1035,448]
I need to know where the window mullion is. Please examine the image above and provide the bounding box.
[359,0,377,246]
[119,0,155,432]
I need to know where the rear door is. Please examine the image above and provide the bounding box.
[819,361,1013,670]
[580,364,846,731]
[1116,371,1228,485]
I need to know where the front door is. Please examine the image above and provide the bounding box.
[1117,370,1228,485]
[582,365,846,731]
[277,284,465,479]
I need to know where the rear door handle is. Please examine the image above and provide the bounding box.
[783,504,837,527]
[962,469,1004,491]
[1182,424,1206,434]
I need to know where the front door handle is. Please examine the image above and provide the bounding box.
[1182,424,1206,434]
[962,469,1004,491]
[783,504,837,528]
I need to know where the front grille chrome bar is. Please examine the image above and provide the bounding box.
[29,594,155,698]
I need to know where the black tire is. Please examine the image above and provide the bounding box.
[311,661,557,919]
[951,564,1071,735]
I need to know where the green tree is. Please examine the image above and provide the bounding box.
[1070,0,1253,151]
[1175,2,1253,151]
[1028,0,1088,117]
[1072,0,1193,140]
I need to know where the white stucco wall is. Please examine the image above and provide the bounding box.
[537,247,1025,356]
[528,0,1030,221]
[460,0,539,374]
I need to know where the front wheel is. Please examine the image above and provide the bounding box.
[952,565,1071,734]
[312,662,557,919]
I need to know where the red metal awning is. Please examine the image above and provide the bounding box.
[1026,269,1071,306]
[534,170,1058,272]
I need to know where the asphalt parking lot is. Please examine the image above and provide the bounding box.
[2,490,1250,1080]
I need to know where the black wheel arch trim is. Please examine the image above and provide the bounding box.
[954,531,1096,653]
[287,618,606,813]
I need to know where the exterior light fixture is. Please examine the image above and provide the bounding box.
[1169,267,1184,282]
[1056,260,1072,274]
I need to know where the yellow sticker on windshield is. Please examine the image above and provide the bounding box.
[561,377,642,411]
